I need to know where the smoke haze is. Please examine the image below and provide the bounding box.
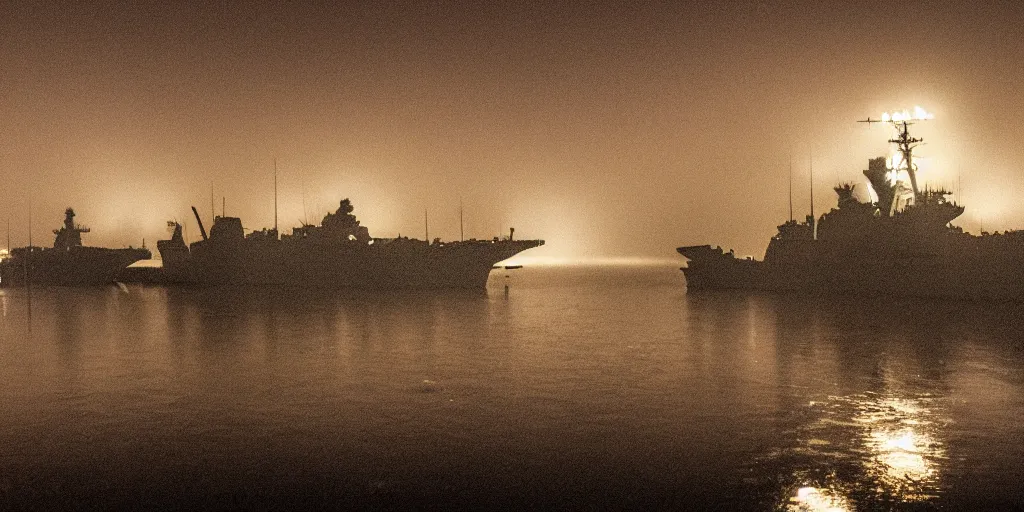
[3,2,1023,261]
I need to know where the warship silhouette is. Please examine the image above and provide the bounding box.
[156,198,544,289]
[0,208,151,287]
[678,111,1024,299]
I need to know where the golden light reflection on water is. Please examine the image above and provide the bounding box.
[856,397,944,501]
[779,392,946,509]
[787,486,851,512]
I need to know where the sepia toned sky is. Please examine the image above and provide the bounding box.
[3,1,1023,262]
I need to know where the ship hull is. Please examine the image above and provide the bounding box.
[679,242,1024,300]
[161,239,543,290]
[0,247,152,287]
[677,118,1024,300]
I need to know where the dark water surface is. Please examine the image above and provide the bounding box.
[1,266,1023,510]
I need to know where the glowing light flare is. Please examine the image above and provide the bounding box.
[888,151,905,171]
[886,170,911,186]
[877,430,920,453]
[885,154,939,191]
[880,106,935,123]
[885,152,910,185]
[788,486,850,512]
[497,255,572,266]
[497,255,678,267]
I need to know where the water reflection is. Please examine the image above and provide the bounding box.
[858,396,944,501]
[788,486,851,511]
[774,389,947,510]
[159,286,494,367]
[683,293,966,509]
[0,268,1021,509]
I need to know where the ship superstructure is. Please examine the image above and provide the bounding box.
[0,208,151,287]
[678,111,1024,299]
[157,198,544,289]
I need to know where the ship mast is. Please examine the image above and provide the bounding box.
[788,152,794,222]
[26,197,31,289]
[274,158,278,238]
[809,149,815,240]
[891,121,924,200]
[859,109,931,202]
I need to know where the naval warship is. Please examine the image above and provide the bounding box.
[156,198,544,289]
[678,110,1024,299]
[0,208,151,287]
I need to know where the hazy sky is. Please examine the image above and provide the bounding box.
[3,1,1023,261]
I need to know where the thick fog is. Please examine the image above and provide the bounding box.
[3,2,1023,262]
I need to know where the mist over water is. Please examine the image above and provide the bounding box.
[0,266,1022,509]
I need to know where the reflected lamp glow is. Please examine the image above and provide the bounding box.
[788,486,850,512]
[856,397,944,501]
[869,428,934,483]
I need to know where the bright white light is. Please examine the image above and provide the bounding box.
[865,179,880,203]
[789,487,850,512]
[886,152,913,185]
[497,255,679,267]
[914,106,935,120]
[870,429,934,482]
[888,151,905,171]
[855,397,943,501]
[881,106,934,123]
[878,430,919,453]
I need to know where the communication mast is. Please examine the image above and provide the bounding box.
[859,108,933,201]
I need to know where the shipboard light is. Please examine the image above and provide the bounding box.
[880,106,934,123]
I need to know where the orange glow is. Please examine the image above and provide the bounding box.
[496,255,679,267]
